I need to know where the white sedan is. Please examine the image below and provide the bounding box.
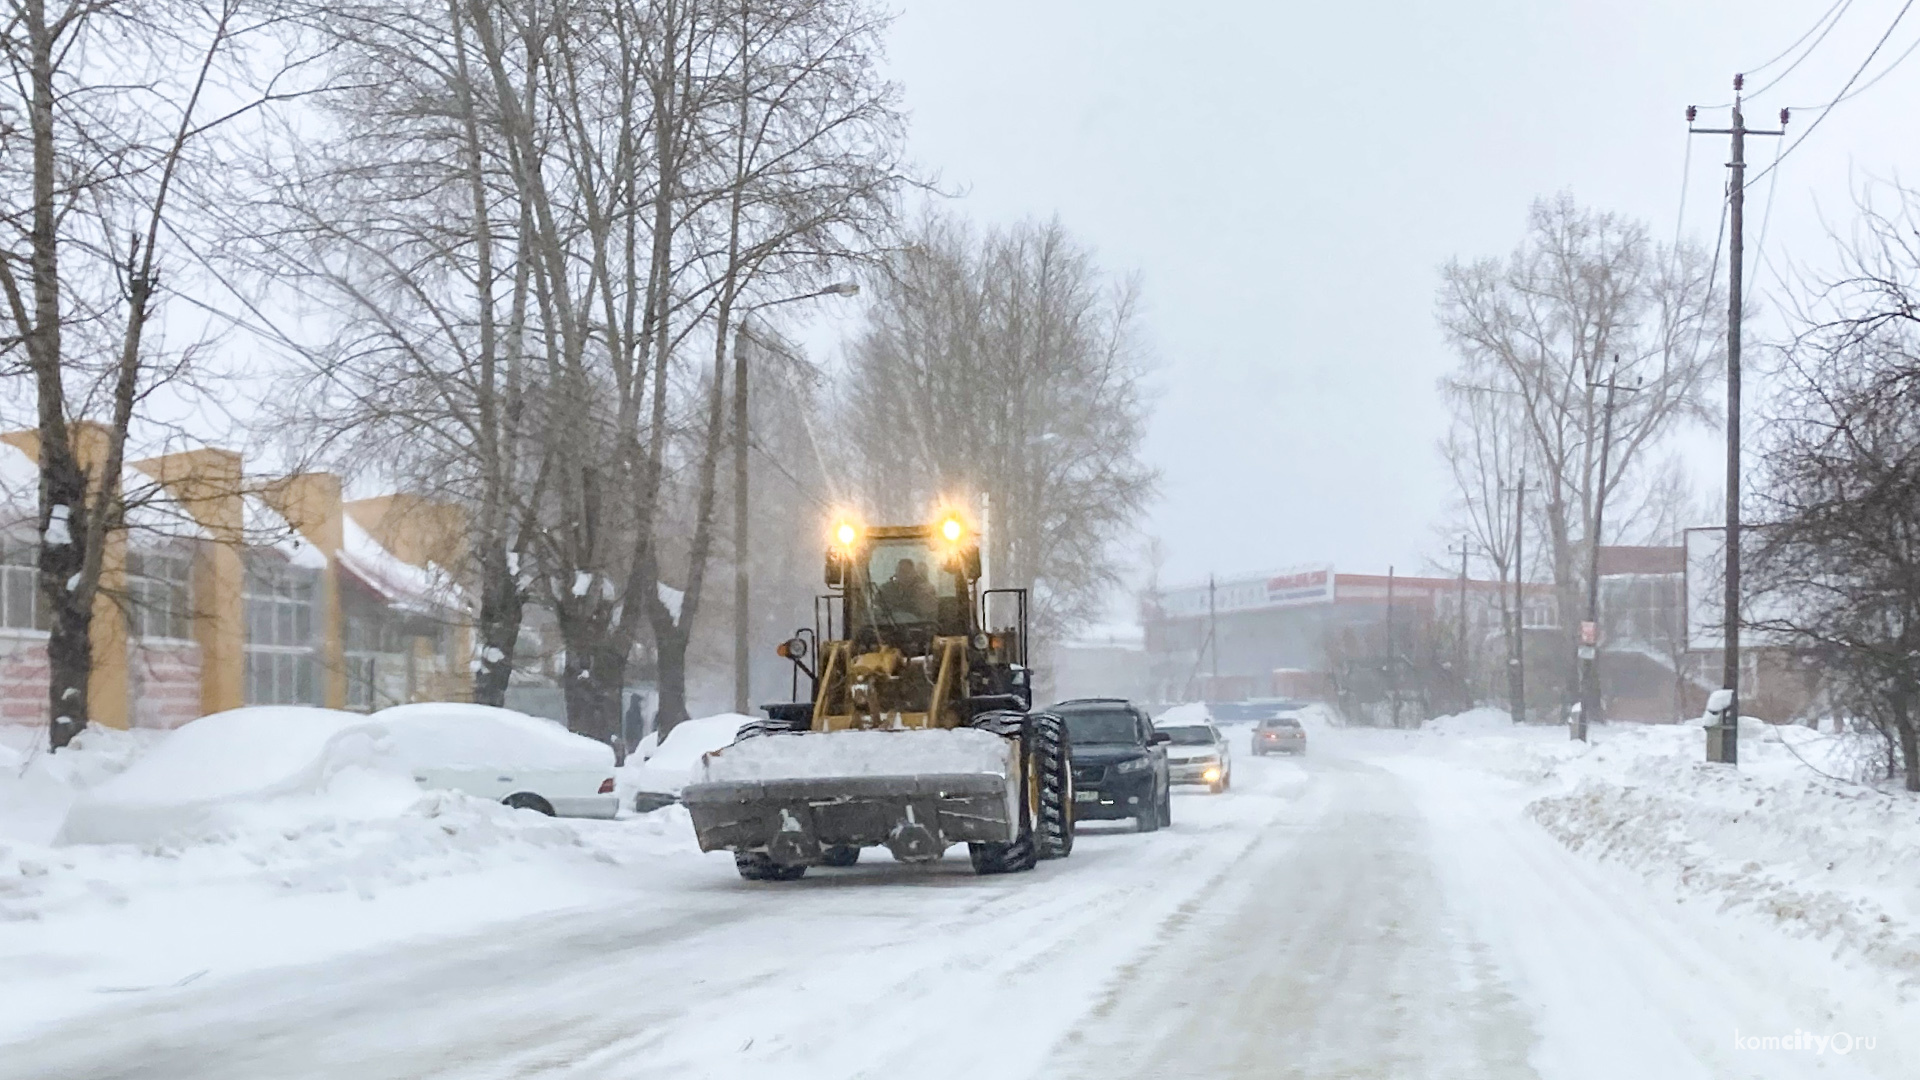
[1157,719,1233,793]
[373,703,619,819]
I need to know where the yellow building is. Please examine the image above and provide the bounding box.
[0,428,471,730]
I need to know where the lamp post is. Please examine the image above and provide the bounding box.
[733,281,859,714]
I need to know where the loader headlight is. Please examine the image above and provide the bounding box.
[1115,756,1151,774]
[941,516,963,543]
[835,521,858,546]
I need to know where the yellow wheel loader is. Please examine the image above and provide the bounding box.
[680,513,1075,879]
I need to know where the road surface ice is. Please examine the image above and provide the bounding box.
[3,723,1911,1079]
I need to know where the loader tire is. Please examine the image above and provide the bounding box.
[820,845,861,867]
[1032,713,1074,860]
[969,740,1038,875]
[734,850,807,882]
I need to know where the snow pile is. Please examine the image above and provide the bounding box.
[699,727,1013,783]
[1154,702,1212,726]
[56,708,400,845]
[0,726,162,846]
[627,714,752,796]
[1421,706,1513,736]
[1428,720,1920,987]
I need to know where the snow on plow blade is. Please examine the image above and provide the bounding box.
[681,728,1018,864]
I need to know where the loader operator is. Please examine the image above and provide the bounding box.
[875,556,938,623]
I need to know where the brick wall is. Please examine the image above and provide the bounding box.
[129,642,203,729]
[0,634,47,726]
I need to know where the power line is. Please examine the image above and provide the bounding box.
[1750,0,1918,185]
[1791,29,1920,108]
[1747,0,1856,97]
[1746,136,1786,308]
[1746,0,1854,77]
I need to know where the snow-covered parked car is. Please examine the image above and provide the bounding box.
[374,703,619,819]
[58,704,617,845]
[627,714,756,812]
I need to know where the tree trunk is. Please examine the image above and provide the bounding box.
[559,627,625,746]
[653,623,692,738]
[471,550,522,707]
[40,474,90,751]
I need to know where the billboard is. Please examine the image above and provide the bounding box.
[1157,565,1335,619]
[1684,526,1797,651]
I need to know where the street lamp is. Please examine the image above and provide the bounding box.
[734,281,860,714]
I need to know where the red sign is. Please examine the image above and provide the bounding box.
[1579,620,1598,646]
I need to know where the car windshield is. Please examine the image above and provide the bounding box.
[1259,717,1302,729]
[1060,709,1137,745]
[1158,725,1215,746]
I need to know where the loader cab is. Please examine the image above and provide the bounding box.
[835,528,978,648]
[789,516,1028,731]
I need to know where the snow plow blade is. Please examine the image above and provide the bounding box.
[681,773,1015,864]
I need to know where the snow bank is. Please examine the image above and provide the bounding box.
[628,714,752,795]
[57,708,400,845]
[1154,703,1211,727]
[1416,720,1920,988]
[0,726,161,846]
[699,728,1013,783]
[1421,706,1514,736]
[56,704,615,846]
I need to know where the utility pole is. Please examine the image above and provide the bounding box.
[1505,471,1532,724]
[1207,574,1219,694]
[1448,536,1473,709]
[732,320,752,715]
[729,283,858,715]
[1689,77,1786,765]
[1577,357,1638,742]
[1386,565,1399,727]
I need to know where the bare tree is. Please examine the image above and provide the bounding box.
[841,213,1156,640]
[0,0,313,748]
[1436,192,1724,715]
[1751,185,1920,790]
[1437,384,1527,712]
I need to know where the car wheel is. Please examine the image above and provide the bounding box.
[502,792,554,816]
[819,845,861,867]
[1157,786,1172,828]
[1221,769,1232,792]
[1135,789,1161,833]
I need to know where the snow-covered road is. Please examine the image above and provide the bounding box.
[4,730,1909,1079]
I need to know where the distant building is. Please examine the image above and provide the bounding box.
[1143,565,1557,707]
[0,426,470,731]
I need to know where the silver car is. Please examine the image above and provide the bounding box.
[1252,714,1307,755]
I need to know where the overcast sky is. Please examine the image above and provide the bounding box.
[828,0,1920,592]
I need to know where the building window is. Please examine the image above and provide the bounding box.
[245,558,318,705]
[128,549,192,641]
[0,539,46,632]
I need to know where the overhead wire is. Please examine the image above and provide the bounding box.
[1747,136,1787,309]
[1749,0,1918,186]
[1746,0,1855,76]
[1747,0,1856,97]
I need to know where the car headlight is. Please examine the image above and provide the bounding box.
[1115,756,1151,774]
